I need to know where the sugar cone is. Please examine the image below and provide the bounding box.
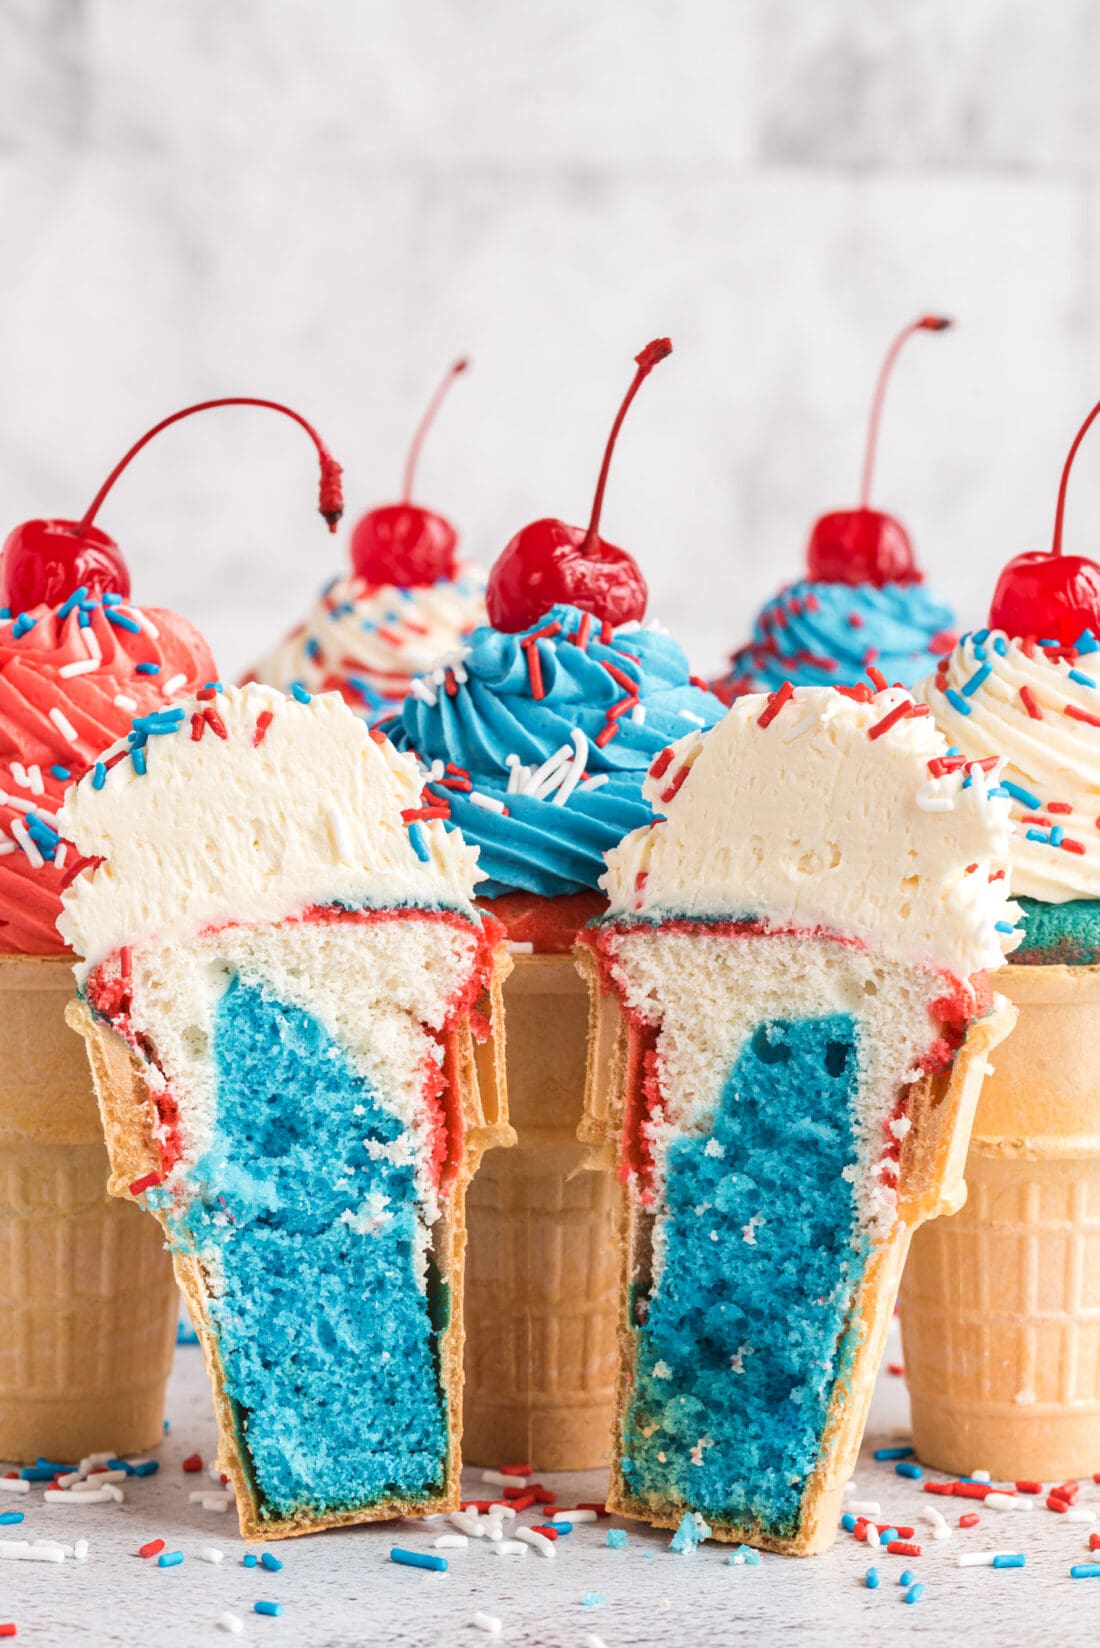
[463,953,619,1471]
[577,944,1014,1555]
[65,945,512,1540]
[0,954,176,1463]
[902,963,1100,1480]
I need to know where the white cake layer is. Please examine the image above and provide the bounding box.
[125,914,482,1237]
[601,927,955,1248]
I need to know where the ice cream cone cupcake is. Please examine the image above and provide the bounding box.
[388,340,725,1469]
[903,396,1100,1479]
[249,362,485,720]
[59,681,510,1538]
[577,679,1017,1554]
[0,403,254,1458]
[714,317,955,701]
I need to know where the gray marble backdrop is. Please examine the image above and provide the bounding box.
[1,0,1098,678]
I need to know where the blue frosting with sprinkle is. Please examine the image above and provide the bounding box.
[720,579,955,695]
[388,604,724,899]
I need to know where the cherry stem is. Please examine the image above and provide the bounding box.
[582,338,673,554]
[402,359,469,504]
[74,398,344,537]
[859,315,952,508]
[1052,399,1100,557]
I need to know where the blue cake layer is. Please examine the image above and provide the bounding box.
[178,976,448,1520]
[622,1014,868,1537]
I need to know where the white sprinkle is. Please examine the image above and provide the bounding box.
[81,1454,115,1469]
[409,678,438,707]
[971,1469,991,1482]
[482,1470,527,1488]
[553,1508,597,1524]
[112,694,138,713]
[44,1487,112,1506]
[920,1507,948,1530]
[54,1472,83,1490]
[957,1552,999,1567]
[847,1501,881,1516]
[0,1540,66,1562]
[987,1492,1028,1510]
[59,658,99,678]
[486,1540,527,1557]
[583,1637,609,1648]
[865,1525,880,1548]
[220,1614,244,1635]
[27,764,43,795]
[428,760,444,782]
[74,1539,88,1562]
[0,1481,30,1496]
[199,1547,224,1563]
[162,672,188,697]
[507,941,534,955]
[0,841,16,856]
[9,762,27,788]
[435,1533,468,1549]
[552,728,590,807]
[485,1522,504,1542]
[73,1470,127,1487]
[327,806,354,863]
[81,623,102,661]
[1066,1508,1097,1523]
[469,791,507,814]
[450,1512,483,1538]
[515,1528,555,1558]
[487,1504,516,1520]
[54,842,67,870]
[201,1497,229,1512]
[526,744,572,799]
[781,713,818,744]
[49,707,79,743]
[678,710,705,725]
[915,780,954,813]
[471,1612,502,1634]
[11,821,44,868]
[630,704,646,726]
[578,773,609,791]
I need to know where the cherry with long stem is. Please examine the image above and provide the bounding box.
[581,338,672,555]
[860,315,951,508]
[1051,399,1100,558]
[402,360,468,505]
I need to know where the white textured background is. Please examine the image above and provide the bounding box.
[2,0,1099,679]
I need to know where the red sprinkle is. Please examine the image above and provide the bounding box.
[138,1538,166,1559]
[252,709,274,747]
[507,1493,536,1512]
[128,1172,162,1196]
[1066,703,1100,729]
[922,1481,955,1496]
[648,747,675,781]
[530,1487,556,1505]
[1054,1481,1080,1503]
[876,1525,915,1538]
[190,711,205,742]
[1046,1495,1069,1513]
[1019,685,1043,720]
[1047,802,1072,815]
[182,1454,202,1473]
[757,680,794,729]
[1061,836,1087,854]
[958,1512,980,1528]
[1090,1532,1100,1552]
[887,1541,921,1557]
[594,721,620,748]
[1015,1480,1042,1495]
[522,638,545,701]
[499,1463,532,1477]
[0,1628,15,1640]
[867,701,911,741]
[886,1362,905,1376]
[952,1482,992,1500]
[533,1525,559,1540]
[660,765,691,806]
[866,664,888,692]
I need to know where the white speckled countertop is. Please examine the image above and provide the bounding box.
[2,1319,1098,1647]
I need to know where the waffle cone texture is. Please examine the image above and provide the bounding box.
[0,954,176,1463]
[66,943,512,1541]
[463,953,619,1471]
[902,963,1100,1480]
[576,945,1015,1556]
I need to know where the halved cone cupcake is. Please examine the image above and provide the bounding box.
[576,681,1019,1555]
[58,682,512,1539]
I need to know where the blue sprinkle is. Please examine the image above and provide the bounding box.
[290,682,312,704]
[974,644,987,662]
[605,1529,628,1549]
[993,635,1008,656]
[972,627,990,644]
[254,1601,284,1616]
[135,662,160,675]
[92,762,107,790]
[1002,780,1043,810]
[12,613,37,639]
[865,1566,879,1589]
[131,746,147,776]
[880,1528,899,1545]
[1078,629,1100,655]
[946,745,961,757]
[551,1521,572,1535]
[899,1569,915,1585]
[1039,637,1060,647]
[105,608,141,634]
[1070,1563,1100,1578]
[243,1553,258,1568]
[203,681,224,692]
[987,785,1011,800]
[740,1547,763,1565]
[895,1462,923,1480]
[78,609,91,627]
[49,765,71,781]
[961,663,991,697]
[305,637,322,661]
[57,586,89,619]
[0,608,9,621]
[163,1420,170,1433]
[389,1547,447,1573]
[945,688,971,716]
[158,1550,184,1568]
[407,822,430,863]
[102,591,123,606]
[993,1553,1026,1569]
[1070,669,1097,689]
[995,921,1016,935]
[1051,826,1065,847]
[581,1594,606,1609]
[0,1511,24,1525]
[131,1460,159,1477]
[1025,829,1051,844]
[107,1459,135,1474]
[261,1551,283,1571]
[873,1446,913,1461]
[904,1583,925,1604]
[841,1513,858,1532]
[19,1466,56,1481]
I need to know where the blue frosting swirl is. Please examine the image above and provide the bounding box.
[718,579,955,696]
[388,603,724,898]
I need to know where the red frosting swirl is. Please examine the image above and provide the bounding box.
[0,598,216,954]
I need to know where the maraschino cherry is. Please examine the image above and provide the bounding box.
[989,399,1100,646]
[805,314,953,587]
[0,397,343,615]
[350,359,468,587]
[486,339,670,634]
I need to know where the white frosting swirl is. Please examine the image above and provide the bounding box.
[249,565,487,720]
[922,630,1100,903]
